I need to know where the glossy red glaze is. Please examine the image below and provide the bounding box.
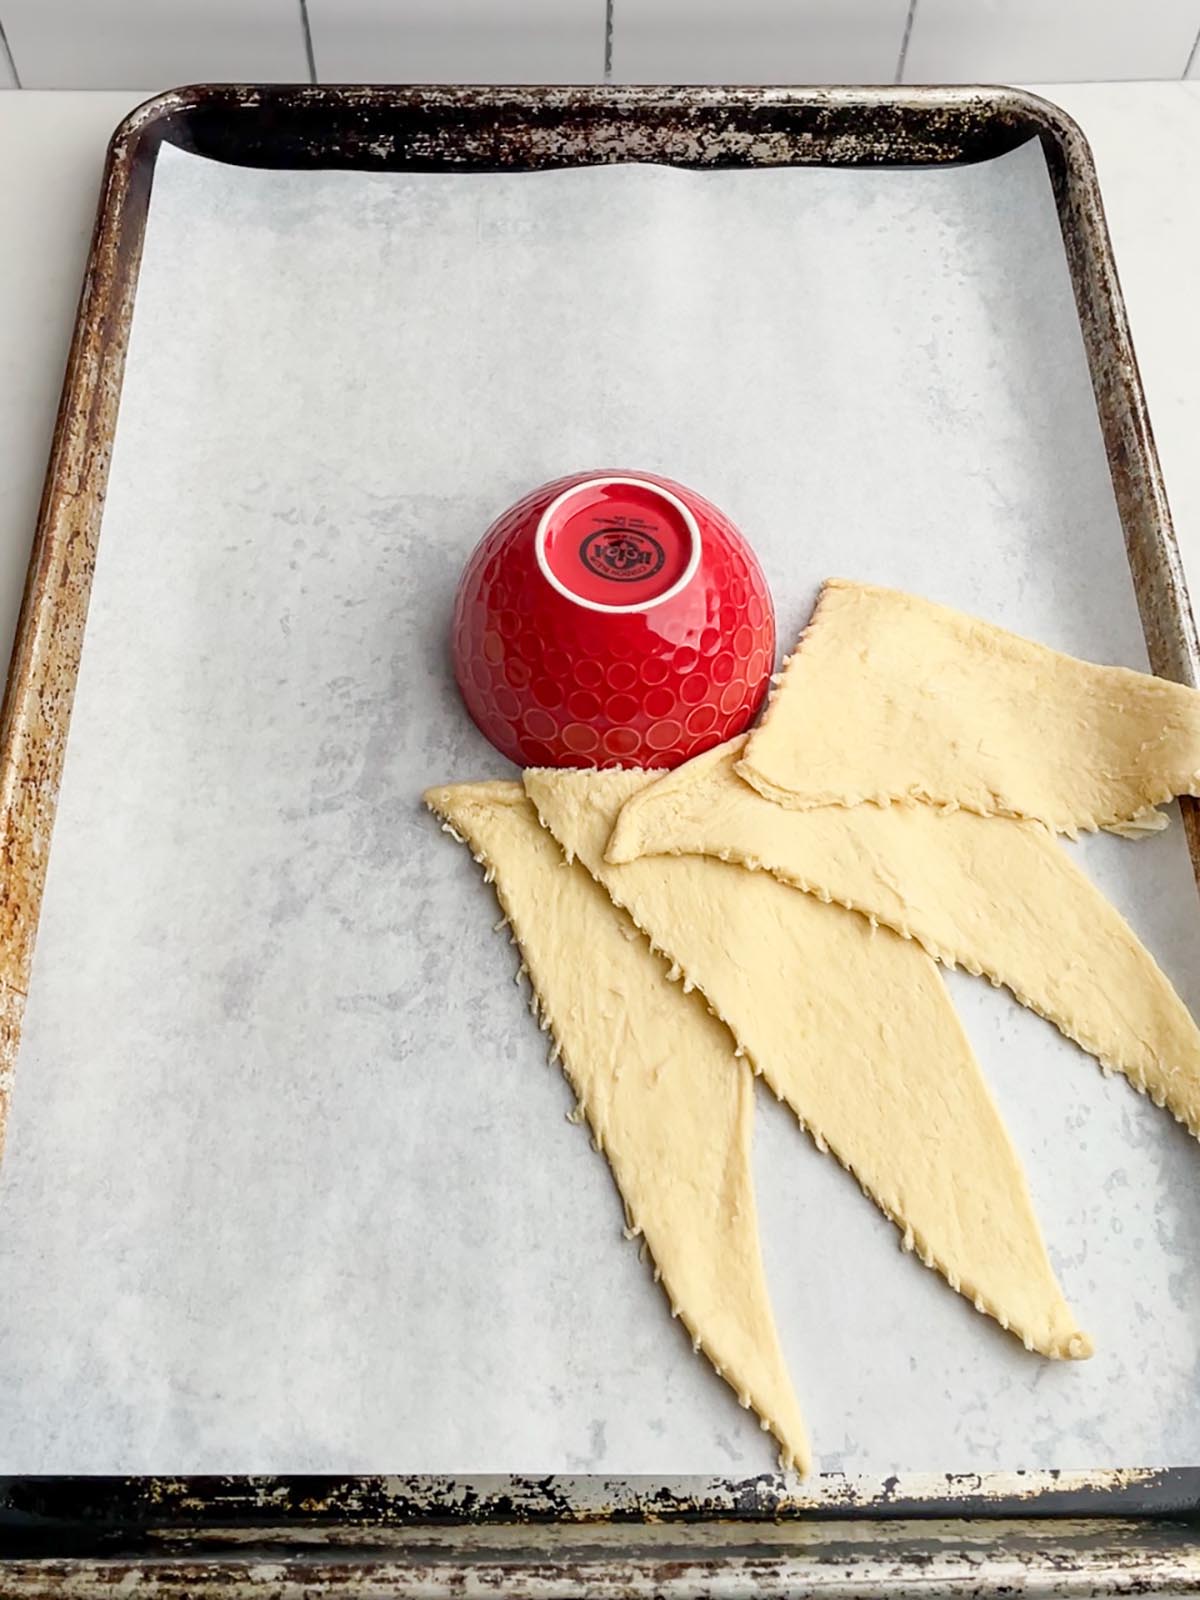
[452,470,776,769]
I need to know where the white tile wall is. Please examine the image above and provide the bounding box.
[308,0,604,83]
[0,0,309,90]
[2,0,1200,89]
[904,0,1200,83]
[611,0,908,82]
[611,0,909,83]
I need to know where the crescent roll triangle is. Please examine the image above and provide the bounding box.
[525,765,1089,1363]
[738,579,1200,836]
[608,738,1200,1140]
[425,779,811,1474]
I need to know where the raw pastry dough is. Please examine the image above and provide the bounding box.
[609,738,1200,1137]
[525,767,1089,1361]
[739,579,1200,835]
[424,780,810,1473]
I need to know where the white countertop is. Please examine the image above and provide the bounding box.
[1,83,1198,662]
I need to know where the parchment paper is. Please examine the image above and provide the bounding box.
[0,136,1197,1476]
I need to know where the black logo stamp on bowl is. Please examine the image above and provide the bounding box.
[579,522,666,584]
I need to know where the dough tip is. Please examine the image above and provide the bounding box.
[603,816,641,865]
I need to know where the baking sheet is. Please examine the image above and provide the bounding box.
[0,135,1197,1477]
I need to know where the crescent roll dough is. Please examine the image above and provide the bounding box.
[739,579,1200,835]
[608,739,1200,1138]
[424,780,810,1474]
[525,766,1089,1362]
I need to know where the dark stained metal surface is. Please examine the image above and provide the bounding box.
[4,1468,1200,1535]
[0,82,1197,1592]
[4,1516,1200,1597]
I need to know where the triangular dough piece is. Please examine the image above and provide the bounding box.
[424,780,810,1473]
[609,739,1200,1138]
[739,578,1200,835]
[525,767,1089,1361]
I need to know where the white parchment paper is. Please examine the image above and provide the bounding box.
[0,137,1197,1476]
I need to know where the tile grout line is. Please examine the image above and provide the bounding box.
[894,0,917,85]
[0,15,21,89]
[604,0,614,82]
[1183,17,1200,78]
[298,0,318,86]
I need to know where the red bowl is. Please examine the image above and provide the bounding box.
[452,470,776,769]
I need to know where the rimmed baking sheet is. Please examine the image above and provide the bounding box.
[0,99,1196,1482]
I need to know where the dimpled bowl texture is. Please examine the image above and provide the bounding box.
[452,470,776,769]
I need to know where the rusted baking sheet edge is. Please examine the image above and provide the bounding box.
[2,1515,1200,1598]
[1041,95,1200,882]
[3,1466,1200,1534]
[0,86,158,1166]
